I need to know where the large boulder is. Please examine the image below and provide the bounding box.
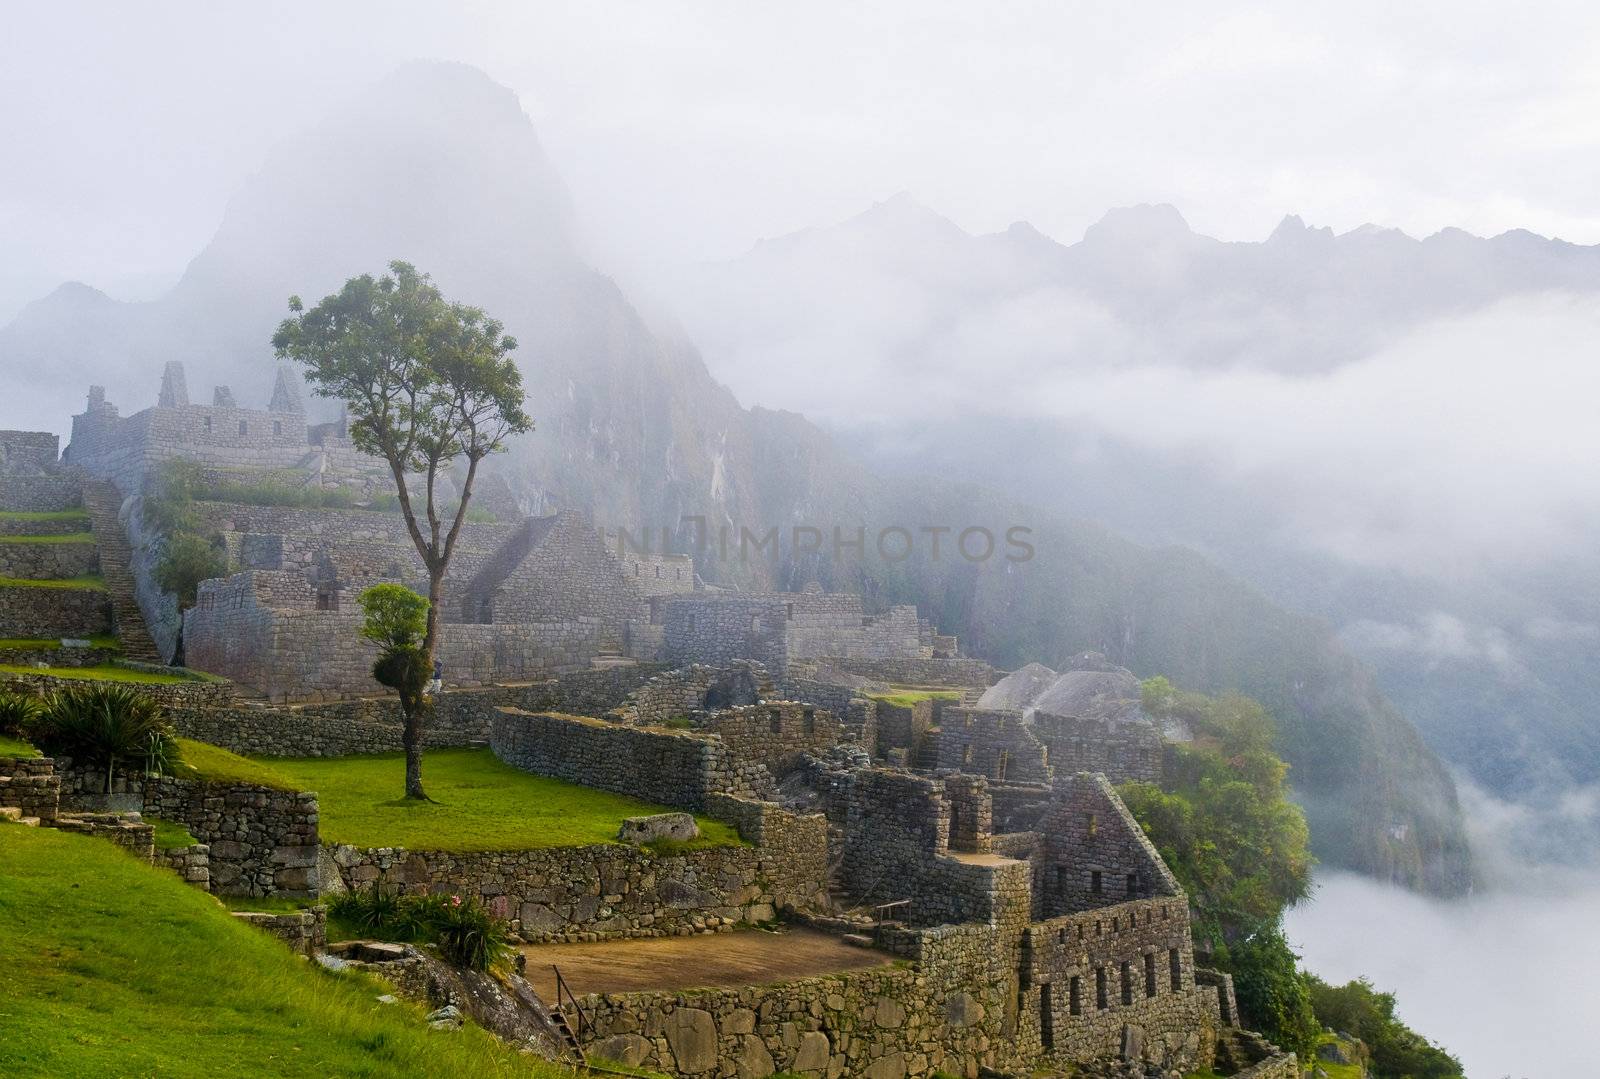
[618,812,699,845]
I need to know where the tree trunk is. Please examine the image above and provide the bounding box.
[403,567,446,801]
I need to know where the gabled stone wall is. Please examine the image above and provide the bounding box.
[1033,773,1182,917]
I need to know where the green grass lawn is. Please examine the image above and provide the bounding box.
[0,509,88,523]
[146,816,198,850]
[0,733,39,758]
[0,824,574,1078]
[265,748,744,852]
[0,634,120,651]
[174,738,298,790]
[0,574,105,590]
[0,663,200,685]
[0,532,95,545]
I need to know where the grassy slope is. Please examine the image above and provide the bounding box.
[0,635,120,650]
[0,734,38,758]
[174,738,299,789]
[0,664,199,685]
[0,510,88,523]
[0,824,572,1079]
[267,748,744,851]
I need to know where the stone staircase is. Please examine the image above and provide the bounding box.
[81,480,163,663]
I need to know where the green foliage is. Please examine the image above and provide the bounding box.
[1122,679,1312,949]
[1226,923,1320,1061]
[0,824,572,1077]
[0,692,42,736]
[0,733,39,758]
[265,748,745,852]
[431,893,511,972]
[328,884,509,972]
[142,459,209,535]
[273,261,532,484]
[28,684,175,792]
[1307,976,1464,1078]
[358,584,429,650]
[155,532,227,610]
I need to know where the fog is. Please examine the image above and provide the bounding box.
[1288,779,1600,1078]
[10,2,1600,322]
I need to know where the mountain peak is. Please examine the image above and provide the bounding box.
[1081,203,1192,246]
[1267,213,1334,246]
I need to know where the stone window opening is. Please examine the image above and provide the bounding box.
[1169,948,1182,991]
[995,749,1010,781]
[1069,975,1082,1016]
[1039,982,1054,1049]
[1090,869,1103,895]
[239,420,248,436]
[634,564,641,577]
[1086,813,1098,837]
[203,416,212,433]
[1120,962,1134,1006]
[1162,905,1171,920]
[802,707,815,733]
[654,565,661,579]
[769,709,783,733]
[686,613,696,632]
[1126,871,1138,896]
[1058,927,1068,944]
[786,603,794,620]
[273,420,282,436]
[962,743,973,766]
[1144,952,1158,998]
[1095,967,1108,1010]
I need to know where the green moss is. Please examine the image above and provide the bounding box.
[173,738,299,791]
[220,894,315,914]
[867,688,961,708]
[146,816,198,850]
[0,532,95,545]
[0,824,572,1077]
[0,575,105,590]
[265,748,745,852]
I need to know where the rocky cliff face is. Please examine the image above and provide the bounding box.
[0,62,1471,893]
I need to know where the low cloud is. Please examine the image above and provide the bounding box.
[1340,612,1521,674]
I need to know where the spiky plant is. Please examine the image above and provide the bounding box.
[31,684,174,793]
[0,692,42,737]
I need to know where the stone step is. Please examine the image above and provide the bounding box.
[20,816,40,827]
[80,480,163,663]
[841,933,876,948]
[0,806,21,822]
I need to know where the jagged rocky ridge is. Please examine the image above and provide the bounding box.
[0,61,1470,894]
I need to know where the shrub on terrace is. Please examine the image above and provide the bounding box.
[328,883,510,972]
[0,691,42,737]
[29,684,175,792]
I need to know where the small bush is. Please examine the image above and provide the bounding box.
[431,894,510,972]
[0,692,42,737]
[29,684,175,792]
[327,883,510,972]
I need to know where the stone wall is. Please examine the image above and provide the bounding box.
[874,698,934,759]
[166,667,660,757]
[937,708,1052,784]
[1,672,231,711]
[232,907,327,956]
[661,595,790,672]
[140,776,320,897]
[0,755,60,823]
[492,709,758,810]
[1031,711,1163,786]
[154,842,212,890]
[0,473,82,513]
[185,567,619,701]
[1013,896,1212,1072]
[329,799,828,943]
[0,584,110,637]
[0,538,98,579]
[701,702,841,777]
[53,811,155,859]
[0,430,61,471]
[816,657,996,688]
[1033,774,1181,918]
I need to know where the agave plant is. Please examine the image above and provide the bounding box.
[31,684,175,793]
[0,691,42,737]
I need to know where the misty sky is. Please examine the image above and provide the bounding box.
[8,1,1600,321]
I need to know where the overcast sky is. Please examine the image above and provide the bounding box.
[6,1,1600,321]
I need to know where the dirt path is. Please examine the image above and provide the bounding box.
[523,927,892,999]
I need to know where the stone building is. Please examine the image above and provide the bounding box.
[657,584,936,676]
[63,362,392,497]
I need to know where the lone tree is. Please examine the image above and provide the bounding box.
[274,261,531,799]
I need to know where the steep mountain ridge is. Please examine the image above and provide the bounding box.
[0,61,1470,892]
